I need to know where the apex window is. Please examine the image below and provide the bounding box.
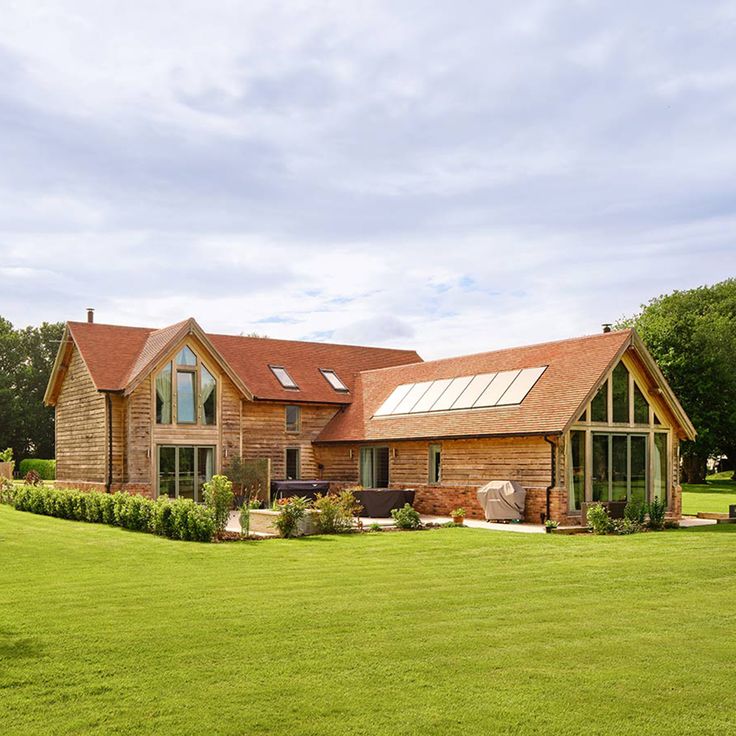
[155,346,217,425]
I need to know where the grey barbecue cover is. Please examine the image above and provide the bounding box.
[477,481,526,521]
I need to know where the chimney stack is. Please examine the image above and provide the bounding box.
[602,323,612,333]
[87,308,95,324]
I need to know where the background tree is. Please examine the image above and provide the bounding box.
[0,317,64,466]
[618,279,736,483]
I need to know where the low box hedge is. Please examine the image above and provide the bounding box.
[18,459,56,480]
[3,485,215,542]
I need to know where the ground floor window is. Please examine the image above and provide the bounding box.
[428,444,441,484]
[158,445,214,502]
[360,446,389,488]
[285,447,301,479]
[568,430,670,511]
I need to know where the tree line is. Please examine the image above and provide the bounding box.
[0,318,64,464]
[0,279,733,482]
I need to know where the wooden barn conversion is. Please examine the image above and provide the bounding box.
[44,314,695,524]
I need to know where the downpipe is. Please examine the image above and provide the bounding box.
[106,393,113,494]
[543,435,557,524]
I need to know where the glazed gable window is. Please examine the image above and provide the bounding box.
[155,346,217,426]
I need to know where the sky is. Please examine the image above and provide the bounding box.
[1,0,735,360]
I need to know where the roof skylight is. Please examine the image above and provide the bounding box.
[320,369,349,392]
[270,365,299,390]
[373,367,547,417]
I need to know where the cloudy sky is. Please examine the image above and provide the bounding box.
[1,1,735,359]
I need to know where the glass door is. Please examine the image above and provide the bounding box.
[591,433,648,504]
[158,446,215,502]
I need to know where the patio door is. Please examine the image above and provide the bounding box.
[158,445,214,502]
[360,447,389,488]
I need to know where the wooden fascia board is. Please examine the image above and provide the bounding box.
[43,324,73,406]
[123,319,254,401]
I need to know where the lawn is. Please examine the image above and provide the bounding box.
[682,471,736,515]
[2,508,736,735]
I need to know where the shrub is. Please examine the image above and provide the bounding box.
[18,459,56,480]
[648,498,667,530]
[24,470,42,486]
[203,474,234,535]
[314,490,358,534]
[613,518,641,535]
[5,486,214,542]
[368,522,382,532]
[586,503,612,535]
[273,496,310,538]
[390,503,422,530]
[624,499,647,525]
[0,448,13,462]
[0,476,14,504]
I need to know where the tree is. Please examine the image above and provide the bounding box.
[0,317,64,465]
[618,279,736,483]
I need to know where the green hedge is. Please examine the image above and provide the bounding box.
[4,485,215,542]
[18,459,56,480]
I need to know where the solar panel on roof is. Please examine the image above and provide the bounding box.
[392,381,433,414]
[373,383,414,416]
[450,373,497,409]
[430,375,474,411]
[371,366,547,418]
[496,366,546,405]
[409,378,453,413]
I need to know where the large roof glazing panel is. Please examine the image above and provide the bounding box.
[451,373,497,409]
[409,378,453,413]
[392,381,433,414]
[473,370,521,407]
[497,366,547,405]
[430,375,474,411]
[374,383,413,416]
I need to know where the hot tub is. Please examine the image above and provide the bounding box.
[270,480,330,502]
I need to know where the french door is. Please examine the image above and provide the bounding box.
[158,445,215,502]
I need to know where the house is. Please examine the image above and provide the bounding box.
[44,312,696,524]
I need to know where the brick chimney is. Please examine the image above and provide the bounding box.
[87,308,95,324]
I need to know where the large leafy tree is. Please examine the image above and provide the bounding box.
[0,318,64,464]
[619,279,736,483]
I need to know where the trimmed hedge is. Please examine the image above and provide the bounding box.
[4,485,215,542]
[18,459,56,480]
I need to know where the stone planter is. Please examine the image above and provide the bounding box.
[248,508,321,537]
[0,462,14,480]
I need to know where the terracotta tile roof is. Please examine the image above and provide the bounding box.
[68,322,153,391]
[208,333,422,404]
[66,320,422,402]
[316,330,633,442]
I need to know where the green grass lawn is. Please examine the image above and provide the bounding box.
[682,471,736,515]
[2,508,736,735]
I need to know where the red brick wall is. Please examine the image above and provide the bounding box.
[54,481,153,498]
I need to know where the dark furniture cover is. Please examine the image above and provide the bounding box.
[270,480,330,502]
[354,489,416,518]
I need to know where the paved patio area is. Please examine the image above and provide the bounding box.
[226,511,545,535]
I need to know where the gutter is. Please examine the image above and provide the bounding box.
[543,435,557,523]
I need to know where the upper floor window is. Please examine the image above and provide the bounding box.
[156,345,217,425]
[320,369,348,392]
[270,365,298,390]
[285,405,301,433]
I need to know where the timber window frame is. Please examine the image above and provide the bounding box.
[270,365,299,390]
[360,446,390,488]
[285,447,301,480]
[157,445,215,502]
[154,345,218,427]
[567,355,674,512]
[428,443,441,484]
[320,368,349,393]
[285,405,301,434]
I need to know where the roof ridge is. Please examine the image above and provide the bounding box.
[357,329,632,376]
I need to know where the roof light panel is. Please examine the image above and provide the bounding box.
[392,381,434,414]
[374,383,414,416]
[429,375,474,411]
[270,365,298,389]
[473,370,520,407]
[320,369,348,392]
[409,378,453,413]
[450,373,497,409]
[496,366,547,405]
